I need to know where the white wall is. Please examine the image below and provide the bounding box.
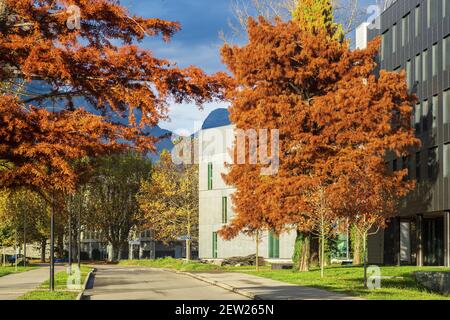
[198,125,296,259]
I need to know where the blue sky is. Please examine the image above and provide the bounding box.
[121,0,377,134]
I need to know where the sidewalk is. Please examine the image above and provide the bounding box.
[0,266,64,300]
[185,272,361,300]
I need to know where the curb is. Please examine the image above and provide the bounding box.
[162,268,263,300]
[76,268,96,301]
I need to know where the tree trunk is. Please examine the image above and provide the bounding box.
[255,230,260,272]
[186,239,191,261]
[293,230,310,272]
[40,239,47,263]
[109,245,115,262]
[363,230,368,289]
[352,226,362,265]
[57,229,64,259]
[186,214,191,261]
[320,233,325,278]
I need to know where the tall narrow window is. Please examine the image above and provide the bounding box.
[430,0,439,25]
[444,144,450,178]
[221,196,228,224]
[212,232,218,258]
[393,24,397,53]
[406,60,412,89]
[444,36,450,71]
[427,0,432,28]
[415,54,421,83]
[415,5,421,37]
[402,14,410,47]
[393,159,398,171]
[432,95,438,130]
[444,0,447,18]
[422,50,428,82]
[416,152,421,181]
[432,43,439,77]
[403,156,411,180]
[444,90,450,124]
[428,147,438,180]
[207,162,213,190]
[415,103,421,132]
[423,100,429,131]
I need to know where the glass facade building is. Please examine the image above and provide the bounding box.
[366,0,450,266]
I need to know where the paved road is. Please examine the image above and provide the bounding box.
[83,266,248,300]
[0,266,64,300]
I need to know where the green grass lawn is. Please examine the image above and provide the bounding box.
[241,265,450,300]
[18,290,79,301]
[119,258,224,272]
[0,265,38,277]
[120,258,450,300]
[17,265,92,301]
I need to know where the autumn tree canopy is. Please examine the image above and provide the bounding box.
[138,150,198,259]
[0,0,229,193]
[220,16,419,249]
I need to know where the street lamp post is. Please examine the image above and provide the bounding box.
[49,192,55,291]
[78,196,81,270]
[68,210,72,274]
[23,210,26,268]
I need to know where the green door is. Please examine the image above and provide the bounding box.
[268,232,280,259]
[212,232,218,258]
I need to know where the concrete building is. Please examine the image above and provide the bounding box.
[74,228,189,261]
[198,117,297,260]
[360,0,450,266]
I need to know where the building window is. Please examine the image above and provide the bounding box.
[393,158,398,171]
[432,95,439,130]
[415,54,421,84]
[422,100,429,131]
[416,152,421,181]
[427,0,439,28]
[402,14,410,47]
[415,5,421,37]
[221,196,228,224]
[428,147,438,180]
[444,144,450,178]
[406,60,412,89]
[444,36,450,71]
[402,156,411,180]
[422,50,429,82]
[430,0,439,26]
[432,43,439,77]
[268,231,280,259]
[207,162,213,190]
[212,232,218,258]
[444,90,450,123]
[415,103,421,133]
[393,24,397,53]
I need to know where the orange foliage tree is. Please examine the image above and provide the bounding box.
[0,0,229,194]
[219,16,419,272]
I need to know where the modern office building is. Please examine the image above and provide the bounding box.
[361,0,450,266]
